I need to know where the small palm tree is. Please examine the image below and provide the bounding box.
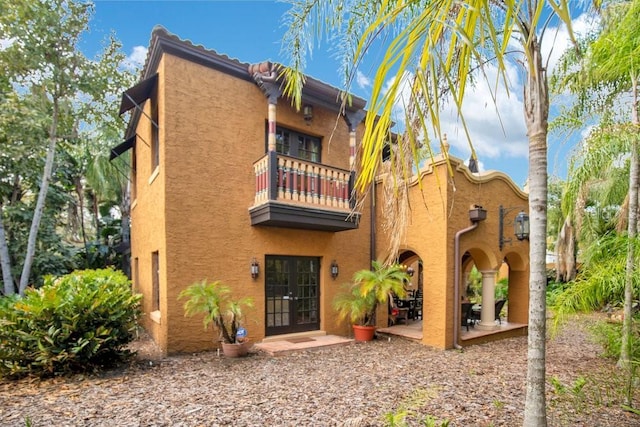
[179,280,254,344]
[334,261,409,326]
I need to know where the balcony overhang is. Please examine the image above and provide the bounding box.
[250,201,359,232]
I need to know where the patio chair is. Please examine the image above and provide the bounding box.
[461,302,476,331]
[412,288,423,320]
[495,299,507,324]
[389,295,410,325]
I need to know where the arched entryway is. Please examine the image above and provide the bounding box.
[459,246,529,345]
[377,250,424,340]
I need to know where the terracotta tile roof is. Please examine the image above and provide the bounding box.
[141,26,367,111]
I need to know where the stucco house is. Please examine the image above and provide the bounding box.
[111,26,529,354]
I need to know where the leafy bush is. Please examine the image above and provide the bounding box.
[495,277,509,300]
[466,266,482,302]
[546,280,569,306]
[589,317,640,361]
[0,269,141,378]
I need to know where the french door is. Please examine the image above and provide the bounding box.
[265,256,320,335]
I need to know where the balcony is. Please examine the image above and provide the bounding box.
[249,151,360,232]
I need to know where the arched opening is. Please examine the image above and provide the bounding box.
[458,246,528,344]
[378,249,424,341]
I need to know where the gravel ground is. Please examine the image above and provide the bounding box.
[1,314,638,427]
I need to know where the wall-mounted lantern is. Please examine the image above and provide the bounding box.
[330,260,339,279]
[251,257,260,280]
[303,104,313,122]
[499,205,530,250]
[514,210,530,241]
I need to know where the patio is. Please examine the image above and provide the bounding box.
[378,318,528,346]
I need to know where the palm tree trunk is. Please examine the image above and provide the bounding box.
[0,203,15,295]
[619,74,639,376]
[18,99,59,295]
[523,35,549,427]
[555,216,576,282]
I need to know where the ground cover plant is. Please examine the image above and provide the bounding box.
[0,268,141,378]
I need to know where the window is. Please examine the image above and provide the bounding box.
[274,126,321,162]
[133,257,139,292]
[151,251,159,312]
[131,147,137,200]
[150,91,159,170]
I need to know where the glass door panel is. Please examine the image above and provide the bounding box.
[265,256,320,336]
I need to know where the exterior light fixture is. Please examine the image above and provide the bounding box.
[330,260,339,279]
[514,211,530,241]
[499,205,530,250]
[303,104,313,122]
[251,258,259,279]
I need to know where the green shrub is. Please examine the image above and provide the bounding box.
[546,280,569,306]
[589,318,640,361]
[0,268,141,378]
[495,278,509,301]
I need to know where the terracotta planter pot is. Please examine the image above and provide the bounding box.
[221,341,250,357]
[352,324,376,342]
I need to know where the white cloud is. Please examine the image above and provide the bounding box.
[382,70,414,120]
[356,70,372,89]
[438,62,529,164]
[381,62,528,167]
[122,45,147,70]
[542,12,598,75]
[374,11,592,182]
[438,13,594,172]
[581,125,595,140]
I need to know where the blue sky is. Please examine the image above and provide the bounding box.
[84,0,591,188]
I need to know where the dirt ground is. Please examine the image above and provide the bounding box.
[1,314,638,426]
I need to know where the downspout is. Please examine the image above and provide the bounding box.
[370,182,376,265]
[453,206,486,349]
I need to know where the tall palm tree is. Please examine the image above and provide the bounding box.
[282,1,577,424]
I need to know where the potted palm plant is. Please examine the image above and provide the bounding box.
[333,261,409,341]
[179,279,254,357]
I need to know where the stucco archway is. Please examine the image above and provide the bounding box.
[374,249,424,339]
[502,249,529,324]
[397,249,423,319]
[457,238,529,338]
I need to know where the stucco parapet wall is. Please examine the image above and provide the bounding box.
[375,154,528,200]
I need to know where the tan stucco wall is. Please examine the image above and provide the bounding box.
[130,57,168,350]
[132,53,371,354]
[375,155,529,349]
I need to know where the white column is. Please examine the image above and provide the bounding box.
[477,270,498,330]
[267,103,277,152]
[344,110,364,169]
